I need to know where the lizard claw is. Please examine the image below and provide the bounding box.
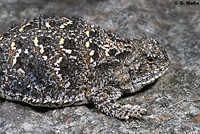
[120,104,147,120]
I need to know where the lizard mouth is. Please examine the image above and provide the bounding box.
[125,61,169,93]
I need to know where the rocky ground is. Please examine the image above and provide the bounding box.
[0,0,199,133]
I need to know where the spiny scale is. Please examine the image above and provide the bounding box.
[0,15,170,120]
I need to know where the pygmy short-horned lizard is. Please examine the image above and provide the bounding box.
[0,15,170,120]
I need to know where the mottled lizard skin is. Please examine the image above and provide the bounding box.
[0,15,170,120]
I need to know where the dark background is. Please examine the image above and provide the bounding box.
[0,0,199,133]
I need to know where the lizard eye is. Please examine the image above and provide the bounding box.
[147,57,154,62]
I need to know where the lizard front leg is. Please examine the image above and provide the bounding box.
[87,86,147,120]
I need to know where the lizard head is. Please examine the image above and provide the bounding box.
[116,38,170,93]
